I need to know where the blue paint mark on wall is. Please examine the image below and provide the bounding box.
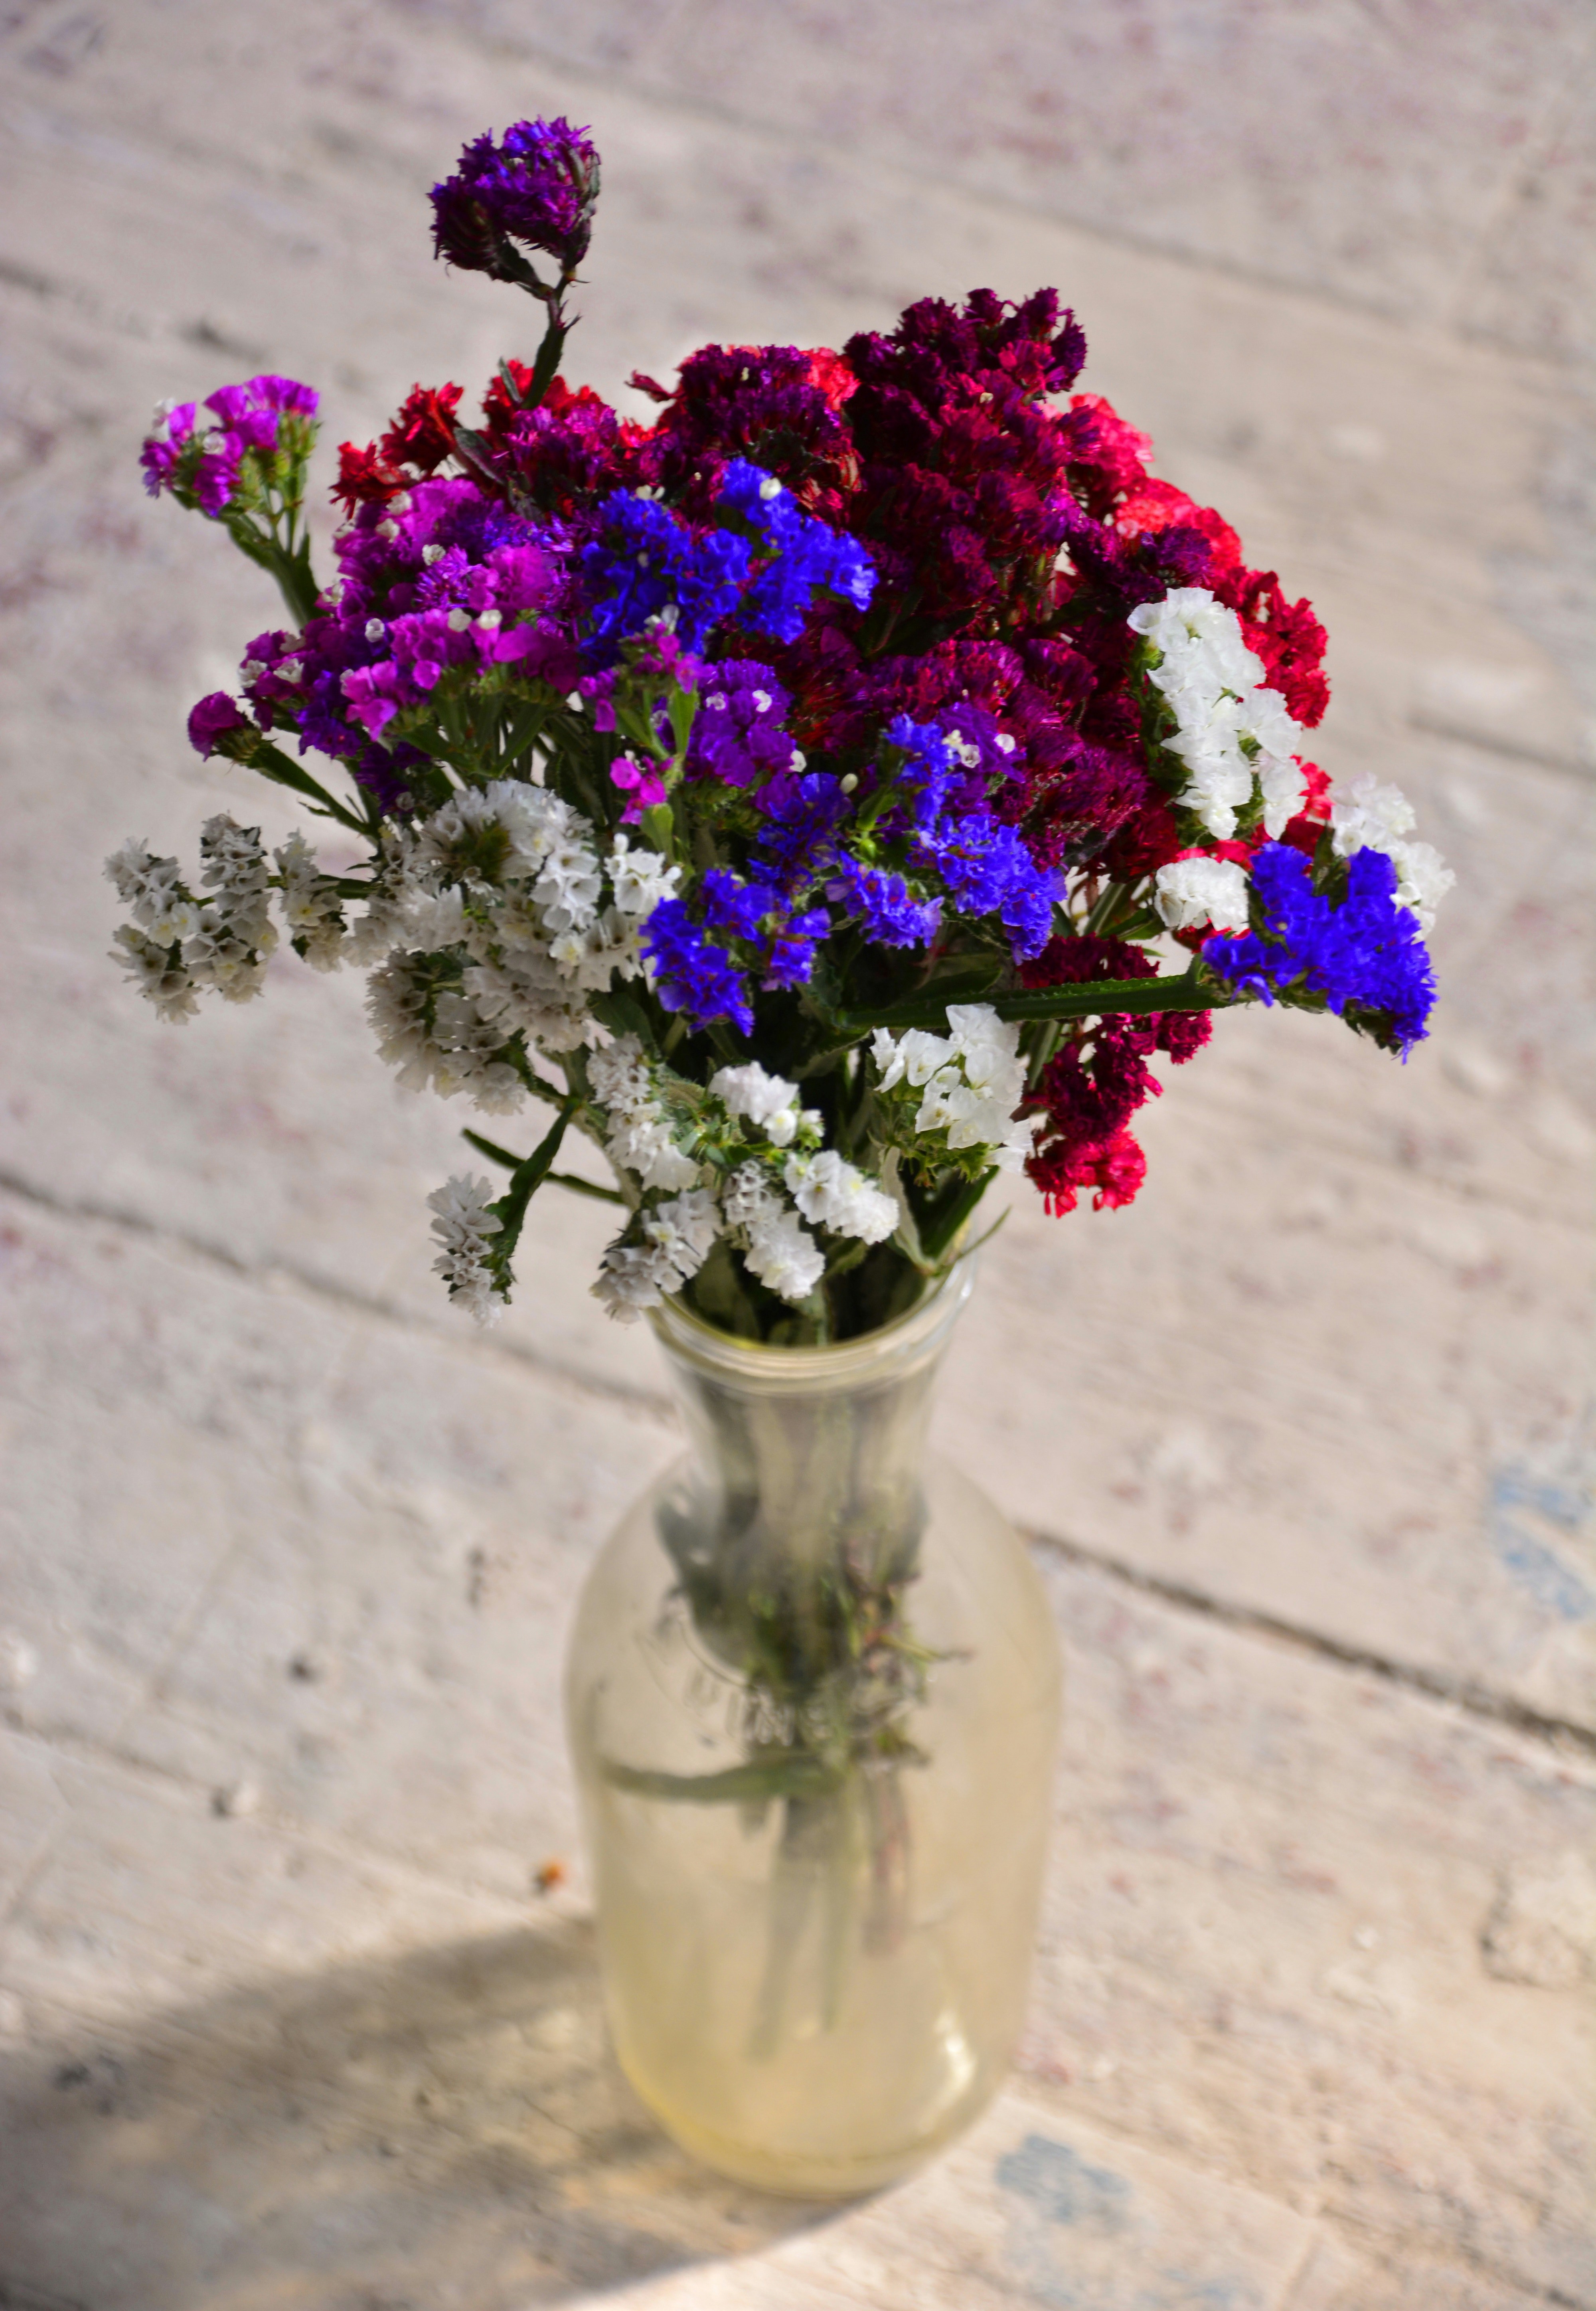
[997,2135,1133,2234]
[994,2134,1264,2307]
[1489,1458,1594,1621]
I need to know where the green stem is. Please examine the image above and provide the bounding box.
[838,963,1223,1035]
[462,1128,622,1205]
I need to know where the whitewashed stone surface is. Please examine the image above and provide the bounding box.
[0,5,1591,2305]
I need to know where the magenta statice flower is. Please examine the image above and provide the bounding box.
[186,692,251,756]
[430,118,600,283]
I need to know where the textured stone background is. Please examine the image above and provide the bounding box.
[0,4,1592,2305]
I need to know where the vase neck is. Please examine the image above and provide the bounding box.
[650,1265,971,1579]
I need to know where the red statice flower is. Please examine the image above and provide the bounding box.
[332,439,408,512]
[379,383,463,476]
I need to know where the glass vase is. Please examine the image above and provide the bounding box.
[565,1263,1062,2196]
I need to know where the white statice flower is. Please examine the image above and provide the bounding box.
[782,1150,898,1244]
[869,1025,956,1094]
[642,1186,721,1278]
[344,828,424,965]
[591,1242,673,1322]
[108,923,198,1021]
[1329,773,1454,933]
[872,1003,1036,1171]
[720,1159,780,1228]
[1154,855,1252,936]
[742,1206,826,1302]
[105,840,200,944]
[413,780,602,927]
[710,1060,805,1147]
[587,1035,700,1192]
[1329,773,1415,858]
[1254,750,1308,838]
[464,950,605,1054]
[366,952,523,1110]
[606,832,681,919]
[716,1161,825,1303]
[1128,587,1310,841]
[548,907,644,994]
[1387,839,1454,934]
[179,815,278,1002]
[427,1174,504,1325]
[593,1186,724,1322]
[274,831,348,970]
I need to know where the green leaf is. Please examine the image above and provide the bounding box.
[486,1093,580,1290]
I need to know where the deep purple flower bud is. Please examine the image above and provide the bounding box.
[430,119,600,281]
[187,692,251,757]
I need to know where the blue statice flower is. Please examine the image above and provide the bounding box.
[913,813,1059,960]
[581,492,752,662]
[881,712,1059,960]
[640,898,753,1034]
[763,904,830,990]
[753,770,853,890]
[687,660,802,788]
[1202,843,1436,1054]
[829,856,942,948]
[718,459,877,641]
[701,868,782,941]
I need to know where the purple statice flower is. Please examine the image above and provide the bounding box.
[933,701,1022,809]
[640,899,753,1035]
[580,492,751,661]
[717,459,876,640]
[186,692,250,757]
[687,661,802,789]
[1202,843,1436,1054]
[431,119,600,281]
[828,856,942,949]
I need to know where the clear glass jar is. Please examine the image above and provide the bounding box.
[565,1264,1063,2196]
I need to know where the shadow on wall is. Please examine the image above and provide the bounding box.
[0,1921,834,2309]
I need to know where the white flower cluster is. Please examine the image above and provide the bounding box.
[1328,773,1455,934]
[1129,587,1307,843]
[1130,589,1453,942]
[584,1057,905,1323]
[708,1060,812,1147]
[106,814,280,1020]
[427,1174,504,1325]
[361,783,682,1111]
[274,830,348,970]
[870,1003,1036,1172]
[593,1187,720,1322]
[1152,854,1252,937]
[721,1163,826,1302]
[588,1035,701,1190]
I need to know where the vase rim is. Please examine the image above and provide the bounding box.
[650,1257,975,1388]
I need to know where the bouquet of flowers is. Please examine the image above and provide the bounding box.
[113,115,1450,1349]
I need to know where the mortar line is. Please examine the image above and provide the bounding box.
[5,1166,1592,1760]
[0,1165,675,1424]
[1024,1525,1596,1761]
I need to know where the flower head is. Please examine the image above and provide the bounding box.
[431,119,600,282]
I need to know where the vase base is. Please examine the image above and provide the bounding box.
[618,2048,1007,2199]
